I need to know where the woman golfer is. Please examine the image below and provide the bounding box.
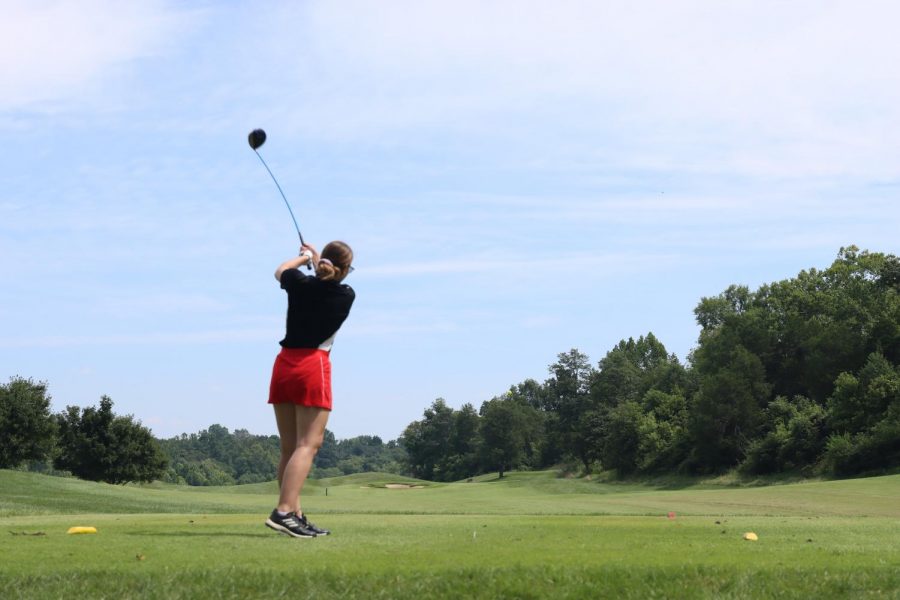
[265,241,355,538]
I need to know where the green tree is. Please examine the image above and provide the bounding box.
[636,389,691,472]
[598,401,646,475]
[693,248,900,408]
[821,417,900,477]
[314,429,339,470]
[330,435,394,475]
[160,425,282,485]
[586,335,690,474]
[741,396,826,475]
[689,346,771,471]
[687,247,900,473]
[161,425,407,484]
[507,379,549,411]
[822,352,900,475]
[55,396,167,484]
[441,403,480,480]
[500,379,556,467]
[392,247,900,477]
[828,353,899,434]
[591,333,681,407]
[180,459,235,486]
[479,398,535,478]
[694,284,753,331]
[544,349,593,471]
[0,377,57,469]
[400,399,455,480]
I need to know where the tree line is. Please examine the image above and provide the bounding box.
[4,246,897,484]
[158,426,405,485]
[0,385,167,483]
[399,247,900,480]
[0,379,405,485]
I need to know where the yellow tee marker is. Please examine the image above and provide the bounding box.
[66,526,97,535]
[742,532,758,541]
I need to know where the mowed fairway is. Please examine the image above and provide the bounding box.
[2,471,899,599]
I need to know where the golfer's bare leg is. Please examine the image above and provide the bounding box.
[277,406,329,514]
[273,403,298,488]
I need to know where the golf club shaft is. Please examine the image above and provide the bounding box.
[253,150,306,247]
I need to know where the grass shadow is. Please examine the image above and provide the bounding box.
[593,470,831,491]
[124,531,272,539]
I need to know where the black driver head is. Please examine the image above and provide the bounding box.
[248,129,267,150]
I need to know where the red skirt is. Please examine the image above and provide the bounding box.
[268,348,332,410]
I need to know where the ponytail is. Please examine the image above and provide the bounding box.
[315,258,339,281]
[316,241,353,282]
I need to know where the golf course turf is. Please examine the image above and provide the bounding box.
[1,470,898,598]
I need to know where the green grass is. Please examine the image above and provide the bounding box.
[2,470,899,598]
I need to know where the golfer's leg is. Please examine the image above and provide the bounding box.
[272,403,298,489]
[277,406,329,514]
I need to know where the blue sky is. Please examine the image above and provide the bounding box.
[2,1,899,441]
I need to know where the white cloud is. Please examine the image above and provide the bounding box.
[252,0,900,179]
[0,328,276,348]
[342,318,458,337]
[7,1,899,180]
[90,292,231,318]
[0,0,198,112]
[362,251,679,277]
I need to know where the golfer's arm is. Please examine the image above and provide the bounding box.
[274,255,312,281]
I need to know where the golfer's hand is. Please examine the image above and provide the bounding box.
[301,244,320,263]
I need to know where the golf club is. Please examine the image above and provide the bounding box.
[248,129,311,267]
